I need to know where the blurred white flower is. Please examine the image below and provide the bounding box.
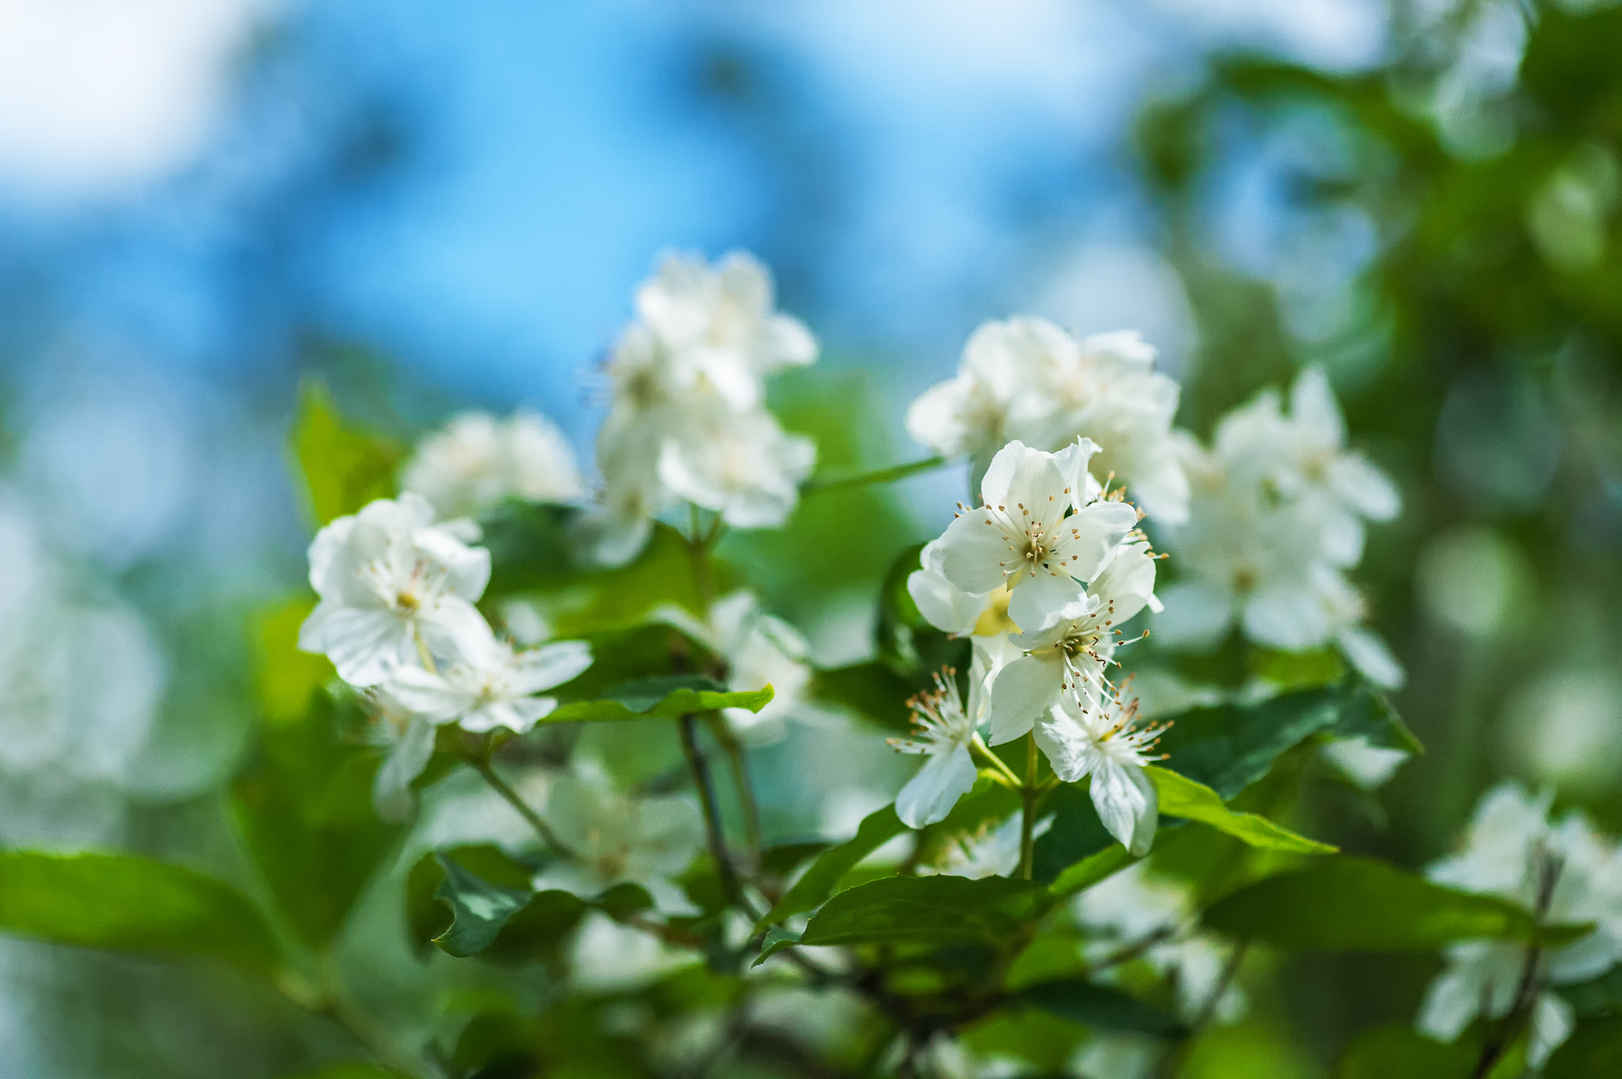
[401,409,584,518]
[907,319,1189,521]
[986,539,1159,745]
[657,407,815,529]
[705,591,811,743]
[568,911,692,993]
[1418,782,1622,1067]
[930,812,1053,880]
[1075,863,1247,1023]
[297,493,491,686]
[890,666,984,829]
[382,617,591,735]
[933,439,1139,635]
[634,250,817,410]
[534,771,706,916]
[1034,688,1164,856]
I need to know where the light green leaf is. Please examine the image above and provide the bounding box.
[543,676,773,726]
[1148,767,1336,854]
[1047,845,1135,900]
[0,850,280,973]
[289,380,403,527]
[1201,857,1589,951]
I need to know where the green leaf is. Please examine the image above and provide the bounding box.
[289,380,403,527]
[1148,767,1336,854]
[0,850,280,973]
[1012,978,1189,1039]
[795,875,1048,949]
[1047,845,1135,899]
[810,661,921,732]
[1335,1024,1479,1079]
[1157,681,1419,801]
[277,1066,405,1079]
[754,804,907,931]
[544,676,773,726]
[426,850,653,961]
[231,691,402,949]
[1201,857,1583,951]
[250,597,333,727]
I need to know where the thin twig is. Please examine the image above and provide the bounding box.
[1471,851,1564,1078]
[680,714,761,921]
[1018,734,1039,880]
[710,716,763,864]
[468,756,574,859]
[1087,924,1179,974]
[1191,940,1249,1028]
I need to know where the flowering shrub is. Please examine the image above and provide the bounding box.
[1,250,1618,1078]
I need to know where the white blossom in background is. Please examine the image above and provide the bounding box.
[381,617,591,735]
[705,591,812,743]
[1418,783,1622,1067]
[401,410,584,518]
[588,251,818,564]
[907,318,1190,522]
[929,812,1053,880]
[534,769,706,916]
[297,493,491,686]
[1034,689,1166,856]
[1075,862,1247,1023]
[1153,369,1403,688]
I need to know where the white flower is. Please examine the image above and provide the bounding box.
[933,439,1139,636]
[657,406,815,529]
[382,617,592,735]
[889,665,985,829]
[907,319,1190,522]
[634,249,817,410]
[401,409,584,518]
[534,770,706,916]
[986,539,1160,745]
[1418,782,1622,1067]
[297,493,491,686]
[706,591,811,743]
[929,812,1054,880]
[1034,689,1165,855]
[370,706,437,822]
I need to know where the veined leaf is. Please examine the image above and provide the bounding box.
[754,804,907,932]
[796,875,1048,949]
[0,850,280,973]
[544,676,773,726]
[1201,857,1589,951]
[1148,767,1336,854]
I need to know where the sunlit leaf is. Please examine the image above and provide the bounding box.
[289,380,403,527]
[1148,767,1336,854]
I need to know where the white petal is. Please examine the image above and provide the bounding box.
[1336,627,1405,690]
[301,605,413,687]
[1007,570,1085,634]
[765,315,817,368]
[372,717,437,821]
[512,640,594,694]
[1329,454,1400,521]
[937,508,1014,595]
[905,376,980,457]
[988,655,1062,745]
[1243,585,1331,650]
[1033,707,1095,783]
[895,744,977,828]
[1416,966,1483,1042]
[385,665,476,722]
[1527,992,1575,1068]
[977,440,1038,508]
[1289,367,1346,446]
[1052,437,1103,504]
[1088,542,1159,625]
[421,597,499,667]
[907,565,983,636]
[1149,581,1235,649]
[1051,500,1139,582]
[1091,760,1158,856]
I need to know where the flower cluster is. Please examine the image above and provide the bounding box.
[907,318,1190,522]
[589,251,818,565]
[1419,783,1622,1067]
[897,438,1166,854]
[297,492,594,816]
[1155,367,1403,686]
[401,409,585,519]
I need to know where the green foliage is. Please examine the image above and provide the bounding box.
[754,802,906,931]
[1011,978,1188,1039]
[1201,857,1586,951]
[1545,1016,1622,1079]
[290,380,403,527]
[544,675,773,727]
[0,850,280,973]
[776,875,1049,952]
[1334,1024,1479,1079]
[1147,767,1336,854]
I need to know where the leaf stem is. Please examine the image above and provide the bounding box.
[1019,734,1039,881]
[467,755,574,860]
[801,455,950,496]
[710,716,762,865]
[680,714,760,921]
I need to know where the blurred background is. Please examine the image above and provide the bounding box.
[1,1,1619,1075]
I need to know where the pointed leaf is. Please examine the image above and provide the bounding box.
[1148,767,1336,854]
